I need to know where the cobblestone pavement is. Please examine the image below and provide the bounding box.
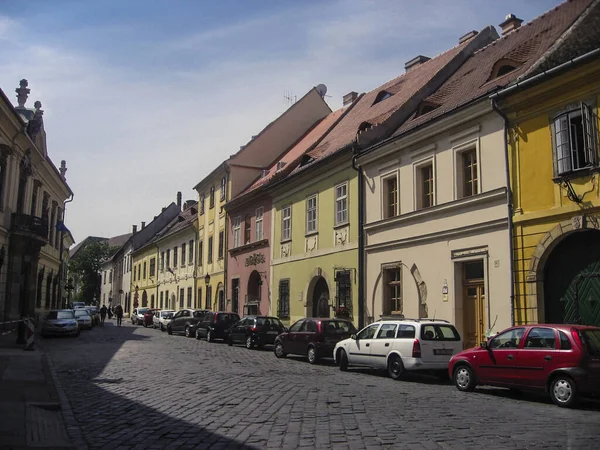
[43,320,600,450]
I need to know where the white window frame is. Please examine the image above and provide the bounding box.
[413,156,435,210]
[233,216,241,248]
[220,176,227,201]
[255,207,264,241]
[306,194,317,234]
[380,171,399,220]
[335,183,348,226]
[281,205,291,241]
[452,138,481,200]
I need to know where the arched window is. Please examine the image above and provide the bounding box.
[373,90,393,105]
[489,59,520,81]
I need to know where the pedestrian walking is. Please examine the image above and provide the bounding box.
[115,305,123,327]
[100,305,107,325]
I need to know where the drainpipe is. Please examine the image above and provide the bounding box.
[351,148,365,329]
[60,194,74,309]
[490,99,515,326]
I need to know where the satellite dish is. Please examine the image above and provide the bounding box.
[315,84,327,98]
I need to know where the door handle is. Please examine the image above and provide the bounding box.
[366,343,370,347]
[544,355,552,361]
[507,354,514,360]
[385,343,390,347]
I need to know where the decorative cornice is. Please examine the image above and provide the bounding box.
[229,238,268,256]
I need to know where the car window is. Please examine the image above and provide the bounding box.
[74,310,90,317]
[524,327,556,349]
[301,320,317,333]
[357,324,379,340]
[217,314,232,323]
[173,311,182,318]
[193,310,205,318]
[323,321,356,336]
[49,311,75,319]
[288,320,303,333]
[489,328,525,349]
[420,324,461,341]
[579,329,600,356]
[377,323,397,339]
[397,325,415,339]
[559,331,572,350]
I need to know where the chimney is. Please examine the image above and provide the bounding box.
[459,30,477,44]
[499,14,523,36]
[405,55,431,72]
[132,225,137,234]
[141,221,146,229]
[176,191,182,209]
[343,91,358,106]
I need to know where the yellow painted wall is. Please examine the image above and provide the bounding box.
[131,245,159,309]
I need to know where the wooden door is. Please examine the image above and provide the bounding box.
[463,284,485,349]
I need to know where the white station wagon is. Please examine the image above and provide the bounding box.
[334,318,463,380]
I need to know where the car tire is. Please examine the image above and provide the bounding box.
[453,364,476,392]
[160,324,164,332]
[338,349,348,371]
[388,355,404,380]
[167,325,172,335]
[274,341,286,358]
[195,328,201,340]
[185,326,191,338]
[307,346,318,364]
[143,322,147,328]
[245,335,253,350]
[227,336,233,346]
[207,329,213,343]
[549,375,578,408]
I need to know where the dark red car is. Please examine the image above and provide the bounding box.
[449,324,600,407]
[274,318,356,364]
[142,309,160,328]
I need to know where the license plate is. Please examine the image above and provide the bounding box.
[433,349,453,356]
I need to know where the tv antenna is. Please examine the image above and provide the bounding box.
[283,90,297,108]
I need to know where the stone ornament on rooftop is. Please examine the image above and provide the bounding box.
[16,79,30,108]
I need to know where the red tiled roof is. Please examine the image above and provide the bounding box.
[394,0,593,136]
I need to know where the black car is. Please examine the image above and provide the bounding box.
[227,316,286,349]
[167,309,208,337]
[274,318,357,364]
[195,311,240,342]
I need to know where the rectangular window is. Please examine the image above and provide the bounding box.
[233,216,241,248]
[179,288,185,309]
[255,207,264,241]
[160,291,164,309]
[138,265,141,281]
[282,205,291,241]
[188,240,194,265]
[173,246,178,268]
[278,279,290,318]
[165,290,169,309]
[244,217,251,244]
[384,177,398,219]
[197,287,202,309]
[187,287,192,308]
[133,268,136,282]
[198,241,203,266]
[160,252,165,271]
[335,184,348,225]
[231,278,239,313]
[417,163,434,209]
[383,266,402,314]
[207,236,213,263]
[460,149,478,198]
[205,285,212,309]
[554,104,597,175]
[200,194,205,214]
[209,186,215,209]
[103,271,106,284]
[335,270,351,316]
[143,262,147,279]
[109,270,112,283]
[218,231,224,259]
[181,243,186,266]
[149,258,156,277]
[220,176,227,200]
[306,195,317,234]
[166,249,171,269]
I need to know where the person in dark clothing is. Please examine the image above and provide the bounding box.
[100,305,107,325]
[115,305,123,327]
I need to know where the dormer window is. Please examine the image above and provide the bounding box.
[489,59,520,81]
[373,90,393,105]
[415,101,439,117]
[300,154,314,167]
[358,121,373,133]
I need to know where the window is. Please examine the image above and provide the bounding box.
[559,331,572,350]
[149,258,156,277]
[173,246,178,268]
[233,216,241,248]
[160,252,165,271]
[179,288,185,309]
[255,207,264,241]
[205,285,212,309]
[383,266,402,314]
[335,270,351,316]
[373,90,393,105]
[397,325,415,339]
[103,271,106,284]
[188,240,194,265]
[377,323,397,339]
[417,163,434,209]
[554,104,597,175]
[166,249,171,269]
[198,241,203,266]
[133,267,136,282]
[357,324,379,340]
[278,279,290,318]
[289,320,303,333]
[383,176,398,219]
[306,195,317,234]
[200,194,205,214]
[335,184,348,225]
[524,327,556,349]
[209,186,215,209]
[138,265,141,281]
[143,262,147,279]
[160,291,164,309]
[489,328,525,349]
[244,216,251,244]
[207,236,213,263]
[421,324,461,341]
[187,287,192,308]
[197,288,202,309]
[220,176,227,200]
[164,290,169,309]
[218,231,224,259]
[459,149,478,198]
[282,205,291,241]
[181,243,186,266]
[231,278,239,313]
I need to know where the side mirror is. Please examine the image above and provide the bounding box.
[283,327,288,333]
[480,341,488,349]
[350,334,357,340]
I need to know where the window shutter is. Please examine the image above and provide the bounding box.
[581,103,596,166]
[554,115,571,175]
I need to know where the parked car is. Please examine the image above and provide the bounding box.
[167,309,208,337]
[195,312,240,342]
[84,306,100,326]
[334,318,462,380]
[131,307,149,325]
[73,308,93,330]
[71,301,85,309]
[449,324,600,408]
[41,310,80,337]
[227,316,286,349]
[274,318,356,364]
[142,309,160,327]
[153,310,175,331]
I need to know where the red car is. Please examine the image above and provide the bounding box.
[142,309,160,327]
[449,324,600,408]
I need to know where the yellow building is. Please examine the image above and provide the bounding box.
[495,11,600,326]
[131,242,159,310]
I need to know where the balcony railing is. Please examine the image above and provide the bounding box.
[11,213,49,241]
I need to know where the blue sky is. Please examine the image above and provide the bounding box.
[0,0,563,242]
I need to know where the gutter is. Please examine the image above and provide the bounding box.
[490,99,515,327]
[351,148,365,329]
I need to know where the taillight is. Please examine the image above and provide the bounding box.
[571,328,583,349]
[412,339,421,358]
[213,315,218,324]
[251,326,257,332]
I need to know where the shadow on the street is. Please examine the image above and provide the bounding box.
[474,387,600,411]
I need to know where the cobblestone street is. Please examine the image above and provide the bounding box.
[43,321,600,449]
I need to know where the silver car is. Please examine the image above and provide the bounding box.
[73,309,93,330]
[153,310,175,331]
[41,310,80,337]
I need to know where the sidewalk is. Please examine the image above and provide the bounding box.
[0,330,76,450]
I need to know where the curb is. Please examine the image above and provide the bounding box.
[41,343,89,450]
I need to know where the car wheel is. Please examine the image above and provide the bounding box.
[245,335,253,349]
[274,341,286,358]
[227,335,233,346]
[160,324,164,332]
[338,349,348,371]
[388,355,404,380]
[307,346,318,364]
[207,330,213,343]
[195,328,201,340]
[185,326,191,338]
[453,364,476,392]
[143,322,147,328]
[550,375,578,408]
[167,325,173,335]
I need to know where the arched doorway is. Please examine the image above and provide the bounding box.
[246,271,261,315]
[544,230,600,326]
[141,290,148,307]
[311,277,330,318]
[217,283,225,311]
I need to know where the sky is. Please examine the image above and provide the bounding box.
[0,0,563,244]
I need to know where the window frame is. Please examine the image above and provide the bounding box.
[414,158,435,210]
[453,140,480,200]
[149,258,156,277]
[188,239,194,265]
[198,240,203,266]
[218,231,224,260]
[255,207,264,241]
[199,194,205,215]
[220,176,227,201]
[381,173,398,219]
[278,279,290,318]
[181,243,186,266]
[207,236,213,263]
[381,263,402,315]
[334,182,348,226]
[305,194,318,235]
[173,246,178,268]
[209,186,215,209]
[281,205,292,242]
[233,216,241,248]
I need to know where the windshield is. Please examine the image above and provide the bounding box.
[74,310,90,317]
[323,320,357,336]
[580,329,600,356]
[48,311,75,320]
[256,317,283,327]
[138,308,148,314]
[163,312,173,319]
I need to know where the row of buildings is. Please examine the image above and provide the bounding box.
[0,79,74,337]
[100,0,600,346]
